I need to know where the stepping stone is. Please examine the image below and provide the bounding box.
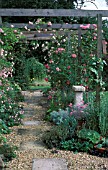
[23,107,34,111]
[24,111,35,117]
[32,158,68,170]
[24,113,34,118]
[23,121,41,126]
[17,128,42,136]
[20,141,45,150]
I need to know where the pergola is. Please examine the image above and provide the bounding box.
[0,8,108,102]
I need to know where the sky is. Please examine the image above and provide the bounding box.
[81,0,108,10]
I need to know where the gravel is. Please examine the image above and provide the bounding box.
[4,91,108,170]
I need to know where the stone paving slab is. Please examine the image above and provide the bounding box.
[32,158,68,170]
[17,128,42,136]
[20,141,45,150]
[23,107,34,111]
[23,121,41,126]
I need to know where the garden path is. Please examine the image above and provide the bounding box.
[5,90,108,170]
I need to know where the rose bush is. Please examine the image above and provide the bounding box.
[0,27,24,127]
[42,25,105,111]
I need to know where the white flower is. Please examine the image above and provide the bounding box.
[24,26,28,30]
[11,25,14,28]
[63,39,66,42]
[52,36,56,40]
[42,44,45,47]
[29,21,33,25]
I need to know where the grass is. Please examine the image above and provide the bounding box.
[28,78,50,91]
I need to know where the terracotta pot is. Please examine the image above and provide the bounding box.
[94,145,108,153]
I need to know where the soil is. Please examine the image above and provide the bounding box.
[4,90,108,170]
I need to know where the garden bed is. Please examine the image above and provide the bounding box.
[4,91,108,170]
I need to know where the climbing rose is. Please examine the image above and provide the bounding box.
[55,48,65,54]
[56,67,60,71]
[71,54,77,58]
[0,28,4,33]
[67,66,70,69]
[48,95,52,100]
[80,24,90,29]
[44,78,48,82]
[49,59,54,63]
[13,30,17,33]
[45,64,50,69]
[68,103,72,107]
[93,36,97,40]
[47,21,52,26]
[93,24,97,28]
[66,80,70,85]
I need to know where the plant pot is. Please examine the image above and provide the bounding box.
[94,145,108,154]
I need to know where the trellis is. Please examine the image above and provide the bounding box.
[0,8,108,102]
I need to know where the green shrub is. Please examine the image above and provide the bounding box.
[78,128,101,144]
[0,144,17,161]
[43,115,78,148]
[0,119,11,134]
[50,108,69,125]
[99,92,108,136]
[61,139,93,152]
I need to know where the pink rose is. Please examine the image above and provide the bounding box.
[66,80,70,85]
[93,36,97,40]
[47,21,52,26]
[13,30,17,33]
[93,24,97,28]
[71,54,77,58]
[45,64,50,69]
[48,95,52,100]
[0,28,4,33]
[44,77,48,82]
[49,59,54,63]
[56,67,60,71]
[80,24,90,29]
[67,66,70,69]
[68,103,72,107]
[58,48,65,52]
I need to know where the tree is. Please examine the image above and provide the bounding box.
[105,0,108,6]
[1,0,77,9]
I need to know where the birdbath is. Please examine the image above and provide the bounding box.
[72,86,85,106]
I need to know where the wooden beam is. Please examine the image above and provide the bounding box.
[0,17,2,25]
[96,14,102,104]
[0,9,108,17]
[102,40,107,54]
[0,23,96,29]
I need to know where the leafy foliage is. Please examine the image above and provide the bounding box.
[78,128,101,144]
[0,119,11,134]
[0,144,17,161]
[24,57,46,83]
[43,115,78,148]
[50,108,69,125]
[61,139,93,152]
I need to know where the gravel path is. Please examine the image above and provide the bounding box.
[4,90,108,170]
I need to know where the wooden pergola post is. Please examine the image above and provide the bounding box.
[96,14,102,106]
[0,0,2,25]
